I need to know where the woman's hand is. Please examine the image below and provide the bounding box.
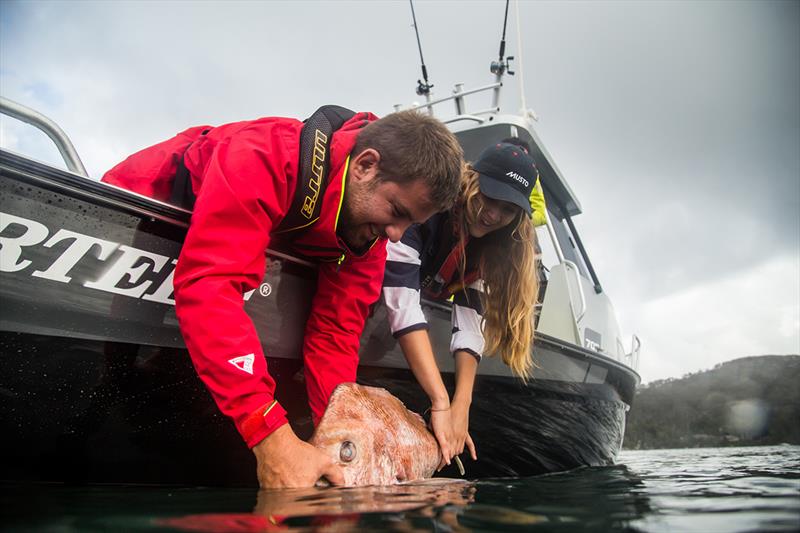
[430,405,456,470]
[451,397,477,460]
[451,350,479,461]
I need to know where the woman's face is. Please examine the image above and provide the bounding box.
[468,193,521,238]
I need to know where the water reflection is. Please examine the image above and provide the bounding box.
[157,479,476,531]
[155,466,650,532]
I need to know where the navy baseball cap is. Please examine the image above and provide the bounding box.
[473,142,538,215]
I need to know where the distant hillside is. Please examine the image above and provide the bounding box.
[624,355,800,450]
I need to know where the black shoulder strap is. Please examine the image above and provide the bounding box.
[170,157,195,209]
[169,128,211,210]
[275,105,357,235]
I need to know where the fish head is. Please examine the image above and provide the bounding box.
[310,383,441,486]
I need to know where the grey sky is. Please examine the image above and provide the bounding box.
[1,0,798,383]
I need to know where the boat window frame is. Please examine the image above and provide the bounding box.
[542,182,603,294]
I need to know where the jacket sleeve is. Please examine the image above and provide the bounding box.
[530,177,548,227]
[173,124,296,448]
[302,241,388,424]
[451,279,485,361]
[101,125,211,202]
[382,225,429,337]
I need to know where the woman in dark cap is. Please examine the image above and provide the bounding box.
[383,142,540,466]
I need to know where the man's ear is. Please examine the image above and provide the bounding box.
[349,148,381,183]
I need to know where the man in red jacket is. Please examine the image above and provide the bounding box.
[102,108,463,488]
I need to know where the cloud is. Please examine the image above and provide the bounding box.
[1,0,798,382]
[525,0,799,298]
[634,253,800,383]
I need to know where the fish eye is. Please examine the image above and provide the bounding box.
[339,441,356,463]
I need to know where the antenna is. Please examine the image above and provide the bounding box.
[514,0,538,121]
[409,0,434,101]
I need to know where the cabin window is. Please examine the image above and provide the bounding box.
[548,212,591,280]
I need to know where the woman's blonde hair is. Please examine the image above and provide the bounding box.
[454,166,539,380]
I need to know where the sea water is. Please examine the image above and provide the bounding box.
[1,445,797,532]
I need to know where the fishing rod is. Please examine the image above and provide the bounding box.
[491,0,515,78]
[409,0,434,107]
[490,0,515,110]
[400,0,518,116]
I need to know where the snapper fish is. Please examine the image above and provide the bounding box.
[310,382,453,486]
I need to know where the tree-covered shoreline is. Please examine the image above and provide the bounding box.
[623,355,800,450]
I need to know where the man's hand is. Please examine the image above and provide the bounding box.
[252,424,345,488]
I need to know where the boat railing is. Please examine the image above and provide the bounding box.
[394,80,503,118]
[442,115,485,126]
[0,97,88,177]
[562,260,587,323]
[627,335,642,372]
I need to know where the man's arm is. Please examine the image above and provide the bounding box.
[173,124,341,487]
[302,243,388,424]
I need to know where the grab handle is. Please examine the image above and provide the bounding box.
[563,260,587,322]
[0,97,88,177]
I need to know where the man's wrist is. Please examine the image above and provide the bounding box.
[252,421,292,453]
[241,400,289,448]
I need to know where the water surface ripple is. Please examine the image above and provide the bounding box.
[1,445,797,532]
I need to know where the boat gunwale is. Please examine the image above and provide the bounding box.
[1,148,640,388]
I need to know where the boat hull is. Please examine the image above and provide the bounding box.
[0,149,637,485]
[0,331,627,485]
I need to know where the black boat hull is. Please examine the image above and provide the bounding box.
[1,331,627,485]
[0,149,637,486]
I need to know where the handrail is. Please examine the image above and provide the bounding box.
[541,202,586,345]
[629,334,642,371]
[442,115,485,125]
[409,82,502,113]
[470,107,502,116]
[542,208,566,263]
[0,97,88,177]
[563,260,587,323]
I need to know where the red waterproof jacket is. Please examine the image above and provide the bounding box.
[102,113,387,448]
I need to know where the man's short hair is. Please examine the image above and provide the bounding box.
[352,110,463,212]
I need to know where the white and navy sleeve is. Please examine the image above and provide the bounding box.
[451,279,485,362]
[383,226,429,337]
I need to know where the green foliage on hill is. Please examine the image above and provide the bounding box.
[624,355,800,449]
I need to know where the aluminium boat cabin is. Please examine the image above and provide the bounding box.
[0,93,640,486]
